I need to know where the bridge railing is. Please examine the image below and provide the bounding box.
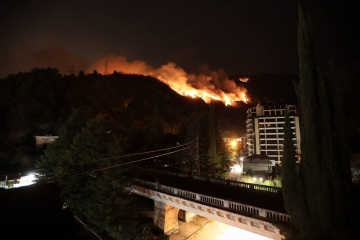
[134,179,290,223]
[141,168,282,193]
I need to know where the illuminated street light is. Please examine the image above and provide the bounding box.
[15,174,37,187]
[230,140,237,148]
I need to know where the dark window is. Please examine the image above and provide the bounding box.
[266,135,277,139]
[267,151,279,155]
[266,129,277,133]
[265,118,276,123]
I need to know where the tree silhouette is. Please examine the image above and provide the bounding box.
[281,6,357,239]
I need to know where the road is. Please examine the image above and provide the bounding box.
[188,220,272,240]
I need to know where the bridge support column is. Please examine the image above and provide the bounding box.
[178,210,196,223]
[153,201,179,233]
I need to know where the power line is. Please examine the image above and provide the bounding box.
[0,141,195,174]
[104,60,109,75]
[66,62,78,75]
[67,140,195,166]
[64,145,192,178]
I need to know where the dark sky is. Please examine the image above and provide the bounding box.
[0,0,358,78]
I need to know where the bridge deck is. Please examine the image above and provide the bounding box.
[137,170,286,213]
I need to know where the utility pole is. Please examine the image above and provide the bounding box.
[104,60,109,75]
[66,63,78,75]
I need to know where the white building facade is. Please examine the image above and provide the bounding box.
[246,104,301,162]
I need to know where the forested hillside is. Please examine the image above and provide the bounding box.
[0,68,211,170]
[0,68,237,238]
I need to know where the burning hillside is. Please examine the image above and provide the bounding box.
[87,56,248,106]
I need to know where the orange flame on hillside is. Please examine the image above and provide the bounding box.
[87,56,249,106]
[239,77,249,82]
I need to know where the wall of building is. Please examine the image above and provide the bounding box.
[246,104,300,162]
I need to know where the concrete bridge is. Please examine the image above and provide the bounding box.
[132,172,289,240]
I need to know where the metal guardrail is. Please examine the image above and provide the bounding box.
[142,168,282,194]
[134,179,290,223]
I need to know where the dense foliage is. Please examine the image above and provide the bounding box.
[0,68,233,178]
[0,68,233,238]
[0,69,206,169]
[37,112,155,239]
[281,7,358,240]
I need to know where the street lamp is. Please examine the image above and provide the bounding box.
[230,140,237,148]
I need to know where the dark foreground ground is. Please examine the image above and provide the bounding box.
[0,183,95,240]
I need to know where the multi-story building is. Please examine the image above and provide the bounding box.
[246,103,301,163]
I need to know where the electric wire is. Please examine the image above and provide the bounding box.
[67,140,194,166]
[60,145,192,178]
[0,141,195,174]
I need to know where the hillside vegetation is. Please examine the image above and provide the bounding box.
[0,68,235,173]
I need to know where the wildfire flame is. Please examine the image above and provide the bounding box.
[88,56,249,106]
[239,77,249,82]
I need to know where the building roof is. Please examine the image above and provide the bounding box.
[243,154,274,164]
[256,100,287,106]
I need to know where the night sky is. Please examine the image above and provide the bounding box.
[0,0,358,79]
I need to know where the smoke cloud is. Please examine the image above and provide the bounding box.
[0,44,88,78]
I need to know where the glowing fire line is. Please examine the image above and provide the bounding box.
[172,87,248,106]
[87,56,249,106]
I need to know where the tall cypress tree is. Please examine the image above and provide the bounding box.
[204,102,231,179]
[208,103,219,168]
[281,6,356,239]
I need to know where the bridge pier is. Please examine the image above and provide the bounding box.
[178,209,196,223]
[153,200,180,233]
